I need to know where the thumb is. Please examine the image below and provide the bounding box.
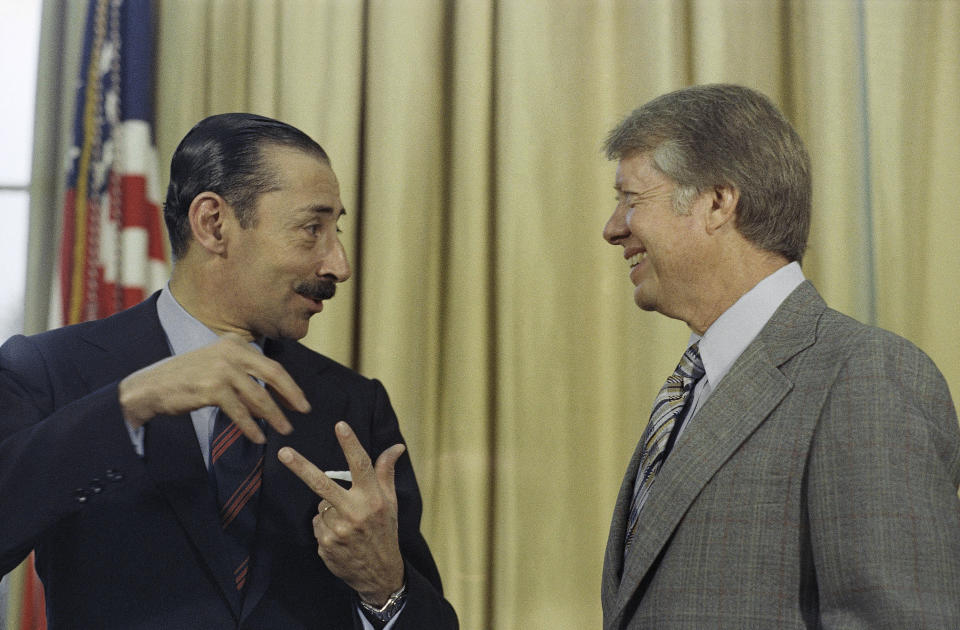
[374,443,406,499]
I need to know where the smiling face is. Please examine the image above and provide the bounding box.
[219,146,351,340]
[603,152,711,325]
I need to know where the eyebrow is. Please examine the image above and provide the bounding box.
[296,203,347,218]
[615,184,669,199]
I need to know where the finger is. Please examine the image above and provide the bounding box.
[312,509,342,559]
[318,501,336,525]
[334,422,375,486]
[374,443,406,502]
[217,336,310,415]
[315,502,333,530]
[247,354,310,415]
[278,447,349,506]
[218,399,266,444]
[314,502,351,547]
[232,375,294,436]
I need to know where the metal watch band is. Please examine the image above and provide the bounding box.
[359,581,408,624]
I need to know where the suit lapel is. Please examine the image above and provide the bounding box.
[74,295,171,393]
[606,282,824,628]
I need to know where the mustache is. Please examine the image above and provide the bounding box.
[294,277,337,301]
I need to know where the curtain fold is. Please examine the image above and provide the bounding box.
[21,1,960,628]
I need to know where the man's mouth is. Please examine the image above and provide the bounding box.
[628,252,646,268]
[294,278,337,302]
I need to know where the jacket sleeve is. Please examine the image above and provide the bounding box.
[808,332,960,629]
[0,334,145,575]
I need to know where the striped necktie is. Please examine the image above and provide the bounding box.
[210,411,264,593]
[624,343,705,554]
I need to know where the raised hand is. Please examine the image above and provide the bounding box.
[278,421,406,606]
[117,333,310,442]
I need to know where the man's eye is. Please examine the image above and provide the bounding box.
[306,224,320,236]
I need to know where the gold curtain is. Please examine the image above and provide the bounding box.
[14,1,958,629]
[153,1,960,628]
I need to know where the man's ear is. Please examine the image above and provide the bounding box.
[188,192,230,255]
[705,184,739,234]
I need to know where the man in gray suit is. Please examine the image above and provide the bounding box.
[601,84,960,628]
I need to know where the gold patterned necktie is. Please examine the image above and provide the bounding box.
[624,343,705,555]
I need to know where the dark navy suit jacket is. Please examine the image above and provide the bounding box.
[0,294,457,629]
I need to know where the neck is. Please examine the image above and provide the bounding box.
[169,261,256,342]
[685,249,790,335]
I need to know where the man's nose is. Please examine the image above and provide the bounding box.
[320,237,351,282]
[603,202,628,245]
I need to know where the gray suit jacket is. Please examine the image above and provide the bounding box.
[602,281,960,629]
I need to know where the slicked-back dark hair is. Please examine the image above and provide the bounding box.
[163,113,330,259]
[604,84,811,263]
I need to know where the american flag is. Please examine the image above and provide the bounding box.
[18,1,166,627]
[55,0,166,328]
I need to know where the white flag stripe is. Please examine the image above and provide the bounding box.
[117,120,163,204]
[117,121,151,174]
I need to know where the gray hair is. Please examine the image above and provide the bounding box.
[604,84,811,262]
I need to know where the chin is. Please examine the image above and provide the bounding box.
[633,289,658,312]
[284,316,315,340]
[278,326,310,341]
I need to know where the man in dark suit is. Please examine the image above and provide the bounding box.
[0,113,458,629]
[600,84,960,628]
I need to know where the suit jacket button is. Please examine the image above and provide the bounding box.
[105,469,123,482]
[89,479,103,494]
[73,488,89,503]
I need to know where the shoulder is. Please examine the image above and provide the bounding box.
[818,307,941,378]
[812,307,956,425]
[13,294,161,354]
[3,296,156,362]
[265,337,386,395]
[769,283,953,414]
[777,282,941,379]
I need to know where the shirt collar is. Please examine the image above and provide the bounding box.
[689,261,805,390]
[156,284,221,356]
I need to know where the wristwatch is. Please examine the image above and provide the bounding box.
[359,582,407,628]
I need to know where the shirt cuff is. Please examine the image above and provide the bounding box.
[357,602,405,630]
[125,420,145,457]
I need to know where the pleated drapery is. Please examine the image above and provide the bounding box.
[16,1,960,629]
